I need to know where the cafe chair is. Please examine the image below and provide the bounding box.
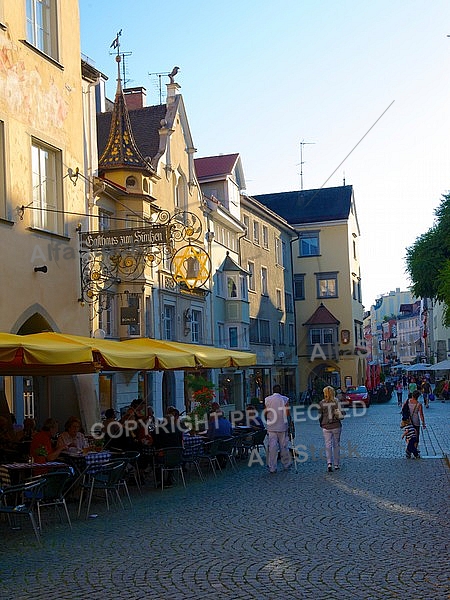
[156,447,186,491]
[216,437,238,472]
[77,460,129,519]
[120,450,142,492]
[199,439,222,477]
[0,478,47,544]
[28,469,75,530]
[182,441,205,482]
[251,429,267,453]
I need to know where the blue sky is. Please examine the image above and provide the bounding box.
[79,0,450,308]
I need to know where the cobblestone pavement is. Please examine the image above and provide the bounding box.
[0,394,448,600]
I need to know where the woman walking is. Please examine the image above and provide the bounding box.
[318,386,344,472]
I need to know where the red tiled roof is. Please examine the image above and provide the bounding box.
[194,153,239,179]
[303,303,340,326]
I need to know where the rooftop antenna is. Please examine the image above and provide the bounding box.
[299,139,315,190]
[109,30,132,86]
[149,71,171,105]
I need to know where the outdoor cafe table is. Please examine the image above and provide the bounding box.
[61,450,112,476]
[182,434,205,459]
[60,450,112,495]
[0,461,67,487]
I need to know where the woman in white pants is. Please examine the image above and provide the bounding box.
[318,386,343,472]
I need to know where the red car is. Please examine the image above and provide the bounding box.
[343,385,370,407]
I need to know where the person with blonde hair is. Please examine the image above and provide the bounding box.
[318,385,344,472]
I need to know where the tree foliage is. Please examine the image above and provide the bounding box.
[405,193,450,325]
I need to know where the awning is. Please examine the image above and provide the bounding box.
[0,332,98,375]
[0,332,256,374]
[148,340,257,368]
[427,359,450,371]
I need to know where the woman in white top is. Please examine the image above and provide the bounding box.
[318,386,344,472]
[57,416,88,452]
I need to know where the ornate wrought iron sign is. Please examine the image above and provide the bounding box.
[79,210,208,303]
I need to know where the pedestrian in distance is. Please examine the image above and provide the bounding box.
[401,419,419,458]
[401,390,426,454]
[264,385,292,474]
[396,380,403,407]
[318,386,344,472]
[421,378,431,408]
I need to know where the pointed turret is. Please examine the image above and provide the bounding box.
[98,55,153,173]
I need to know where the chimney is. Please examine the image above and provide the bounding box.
[123,87,147,110]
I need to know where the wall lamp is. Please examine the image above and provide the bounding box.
[34,266,48,273]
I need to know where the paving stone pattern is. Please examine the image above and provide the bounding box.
[0,393,448,600]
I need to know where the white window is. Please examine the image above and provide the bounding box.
[191,309,202,343]
[261,267,268,295]
[248,262,255,291]
[26,0,58,60]
[163,304,176,340]
[99,294,114,337]
[262,225,269,249]
[275,237,283,265]
[31,139,63,234]
[98,209,112,232]
[253,221,260,245]
[243,214,249,239]
[276,289,282,310]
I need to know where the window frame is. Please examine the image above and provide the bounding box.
[316,272,338,299]
[26,0,59,60]
[299,231,320,257]
[31,137,63,235]
[261,266,268,296]
[293,274,305,300]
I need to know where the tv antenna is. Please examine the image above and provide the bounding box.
[149,71,170,105]
[299,139,315,190]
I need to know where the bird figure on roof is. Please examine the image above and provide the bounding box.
[168,66,180,83]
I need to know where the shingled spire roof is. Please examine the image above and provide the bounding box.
[98,56,153,173]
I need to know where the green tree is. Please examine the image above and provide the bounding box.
[405,192,450,325]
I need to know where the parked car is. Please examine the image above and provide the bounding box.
[343,385,370,407]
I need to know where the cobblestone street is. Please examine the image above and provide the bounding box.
[0,393,448,600]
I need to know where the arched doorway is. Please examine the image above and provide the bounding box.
[13,313,79,428]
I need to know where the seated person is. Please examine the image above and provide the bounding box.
[30,418,68,462]
[244,405,265,430]
[57,416,88,452]
[207,409,233,439]
[0,415,20,462]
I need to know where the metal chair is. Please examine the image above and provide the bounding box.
[122,450,142,491]
[155,447,186,490]
[216,437,238,472]
[0,478,47,544]
[182,440,205,482]
[29,469,74,530]
[199,439,222,477]
[77,460,130,519]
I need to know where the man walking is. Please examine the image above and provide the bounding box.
[264,385,292,473]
